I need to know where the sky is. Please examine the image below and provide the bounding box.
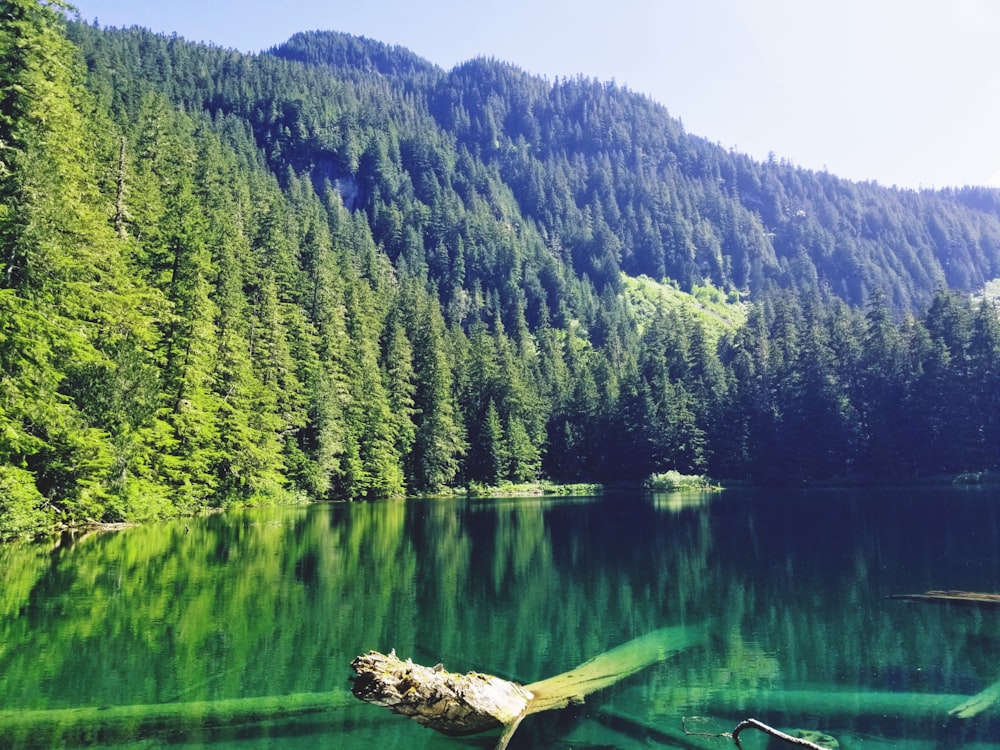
[72,0,1000,190]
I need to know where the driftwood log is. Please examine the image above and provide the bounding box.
[350,649,533,735]
[351,623,706,749]
[889,589,1000,607]
[683,716,838,750]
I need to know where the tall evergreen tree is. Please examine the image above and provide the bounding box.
[399,280,465,491]
[0,0,164,532]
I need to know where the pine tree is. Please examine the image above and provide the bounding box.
[967,300,1000,467]
[0,0,165,532]
[381,317,418,480]
[197,133,287,503]
[400,280,465,491]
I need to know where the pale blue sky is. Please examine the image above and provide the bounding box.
[73,0,1000,190]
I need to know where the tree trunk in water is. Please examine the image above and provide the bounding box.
[349,649,533,736]
[889,590,1000,607]
[350,623,708,748]
[0,691,356,748]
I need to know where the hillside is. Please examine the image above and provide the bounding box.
[1,4,999,540]
[75,24,1000,315]
[275,32,1000,313]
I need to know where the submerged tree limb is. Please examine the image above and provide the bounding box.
[889,590,1000,607]
[349,649,533,736]
[949,678,1000,719]
[683,716,837,750]
[0,690,357,748]
[350,623,707,749]
[731,718,837,750]
[9,616,994,750]
[523,623,707,713]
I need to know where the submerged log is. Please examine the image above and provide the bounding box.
[0,690,356,748]
[523,623,706,712]
[351,624,707,748]
[949,678,1000,718]
[350,649,533,736]
[889,590,1000,607]
[0,625,702,749]
[351,624,1000,745]
[2,676,996,748]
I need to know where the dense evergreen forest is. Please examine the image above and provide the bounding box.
[2,0,1000,540]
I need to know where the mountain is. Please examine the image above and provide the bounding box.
[77,24,1000,314]
[268,32,1000,313]
[272,30,440,78]
[1,5,999,540]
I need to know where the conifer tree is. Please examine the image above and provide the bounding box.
[399,280,465,491]
[0,0,163,532]
[381,317,418,479]
[197,133,287,502]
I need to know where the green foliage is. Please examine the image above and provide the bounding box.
[643,471,717,491]
[624,275,746,340]
[0,465,50,540]
[464,480,603,497]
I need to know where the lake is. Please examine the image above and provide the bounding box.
[2,487,1000,749]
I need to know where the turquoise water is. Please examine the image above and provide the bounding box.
[2,487,1000,748]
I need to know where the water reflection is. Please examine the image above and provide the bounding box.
[1,489,1000,748]
[649,489,718,513]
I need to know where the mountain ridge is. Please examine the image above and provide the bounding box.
[270,29,441,78]
[258,29,1000,312]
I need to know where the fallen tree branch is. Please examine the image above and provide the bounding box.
[949,677,1000,718]
[732,718,836,750]
[523,623,706,713]
[683,716,836,750]
[350,649,533,736]
[889,590,1000,607]
[0,690,356,748]
[351,623,707,749]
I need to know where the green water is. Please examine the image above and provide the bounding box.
[2,488,1000,748]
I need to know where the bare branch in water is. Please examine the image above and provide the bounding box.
[683,716,836,750]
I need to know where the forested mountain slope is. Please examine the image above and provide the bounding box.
[266,31,1000,312]
[75,23,1000,314]
[1,4,999,540]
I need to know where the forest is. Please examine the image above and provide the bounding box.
[2,0,1000,540]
